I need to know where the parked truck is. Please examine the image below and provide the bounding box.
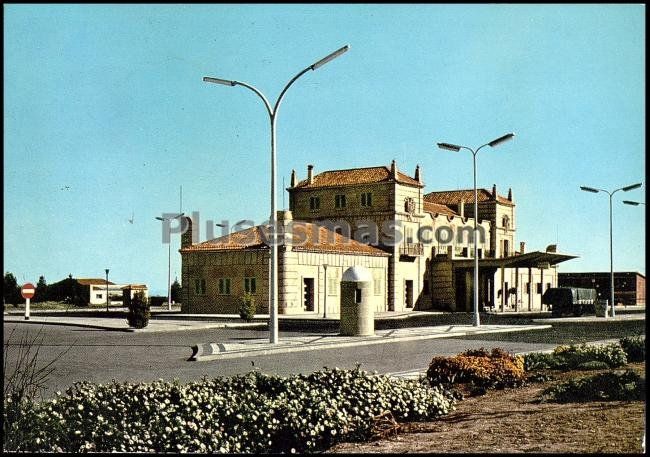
[542,287,598,317]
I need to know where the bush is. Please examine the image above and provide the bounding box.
[2,367,456,453]
[126,292,150,329]
[427,347,526,390]
[619,335,645,363]
[238,293,256,322]
[540,370,645,403]
[575,360,610,371]
[524,343,628,371]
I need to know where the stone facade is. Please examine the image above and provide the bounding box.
[180,214,389,315]
[180,161,575,315]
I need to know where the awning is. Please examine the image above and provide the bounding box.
[452,250,578,269]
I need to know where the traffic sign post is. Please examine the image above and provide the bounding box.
[21,283,35,321]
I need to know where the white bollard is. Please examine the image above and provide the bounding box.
[25,298,30,320]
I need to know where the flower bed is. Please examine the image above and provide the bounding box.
[3,367,455,453]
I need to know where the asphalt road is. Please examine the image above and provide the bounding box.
[3,319,645,399]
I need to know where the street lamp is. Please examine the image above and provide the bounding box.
[156,213,185,311]
[623,200,646,206]
[204,45,349,344]
[437,133,515,327]
[105,268,109,312]
[580,182,642,317]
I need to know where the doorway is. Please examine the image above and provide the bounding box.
[303,278,315,311]
[405,280,414,308]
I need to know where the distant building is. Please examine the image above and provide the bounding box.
[180,161,577,315]
[77,278,125,306]
[558,272,646,306]
[121,284,150,307]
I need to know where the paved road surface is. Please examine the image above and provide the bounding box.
[3,318,644,399]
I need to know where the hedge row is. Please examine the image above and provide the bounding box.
[3,367,455,453]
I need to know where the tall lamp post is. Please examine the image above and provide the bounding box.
[203,45,349,344]
[156,213,185,311]
[437,133,515,327]
[105,269,109,312]
[580,183,642,317]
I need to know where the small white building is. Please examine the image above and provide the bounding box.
[76,278,148,306]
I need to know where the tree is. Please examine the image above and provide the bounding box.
[3,272,21,306]
[126,291,150,329]
[35,276,48,303]
[170,278,181,303]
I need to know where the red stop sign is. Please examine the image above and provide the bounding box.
[21,283,36,299]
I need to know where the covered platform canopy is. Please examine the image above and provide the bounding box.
[452,250,578,269]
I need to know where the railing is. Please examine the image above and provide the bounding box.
[400,242,423,256]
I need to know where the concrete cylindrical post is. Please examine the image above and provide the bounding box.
[340,266,374,336]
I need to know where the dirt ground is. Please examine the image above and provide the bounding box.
[328,363,646,454]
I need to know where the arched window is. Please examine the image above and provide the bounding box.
[502,215,510,229]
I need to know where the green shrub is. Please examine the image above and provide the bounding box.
[427,347,526,390]
[238,293,256,322]
[575,360,610,371]
[540,370,645,403]
[126,292,150,329]
[524,343,628,372]
[619,335,645,363]
[2,367,456,453]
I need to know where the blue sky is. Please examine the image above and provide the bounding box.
[4,4,645,295]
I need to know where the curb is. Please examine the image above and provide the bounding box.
[188,325,553,361]
[3,317,267,333]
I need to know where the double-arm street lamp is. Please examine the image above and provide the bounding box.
[623,200,646,206]
[203,45,349,344]
[437,133,515,327]
[580,183,643,317]
[156,213,185,311]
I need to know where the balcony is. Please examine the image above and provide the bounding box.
[399,242,424,257]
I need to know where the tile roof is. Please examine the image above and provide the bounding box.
[292,166,423,189]
[77,278,115,286]
[121,284,148,289]
[424,189,514,206]
[180,222,390,257]
[423,201,458,217]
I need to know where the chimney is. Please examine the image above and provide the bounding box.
[492,184,497,198]
[181,216,193,249]
[459,199,465,218]
[520,241,525,254]
[414,164,421,183]
[508,187,512,201]
[290,169,297,187]
[390,160,397,179]
[307,164,314,184]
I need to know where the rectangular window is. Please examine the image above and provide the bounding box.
[361,192,372,207]
[536,283,543,294]
[96,294,103,299]
[309,196,320,210]
[328,272,338,296]
[373,271,382,296]
[195,278,206,295]
[526,282,530,294]
[335,194,347,209]
[405,227,414,243]
[218,278,231,295]
[244,277,257,294]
